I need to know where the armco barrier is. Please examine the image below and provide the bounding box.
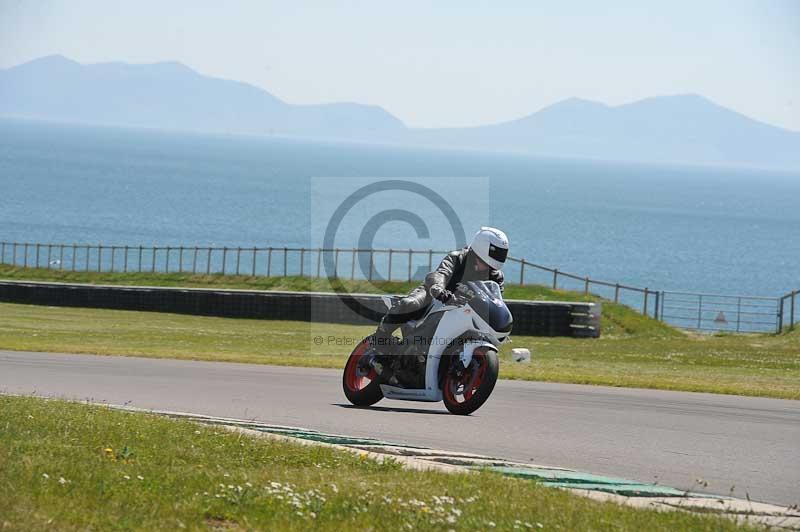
[0,280,600,338]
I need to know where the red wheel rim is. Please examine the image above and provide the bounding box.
[444,350,488,404]
[344,340,378,392]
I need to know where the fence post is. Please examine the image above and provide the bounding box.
[24,243,28,267]
[643,288,649,317]
[334,249,339,278]
[251,247,257,276]
[236,247,241,275]
[316,248,321,278]
[283,247,288,276]
[552,268,558,290]
[777,297,784,333]
[267,247,273,276]
[368,250,374,281]
[12,243,17,266]
[352,249,357,280]
[165,246,171,273]
[791,290,797,330]
[299,248,305,277]
[59,245,64,270]
[151,247,157,272]
[697,295,703,329]
[97,244,103,272]
[428,249,433,271]
[137,246,142,272]
[192,247,198,274]
[0,242,5,264]
[110,246,116,272]
[519,260,525,285]
[71,244,77,271]
[388,249,393,281]
[206,248,212,275]
[653,290,660,320]
[584,277,590,295]
[179,246,184,273]
[47,244,52,269]
[35,243,40,268]
[407,249,412,282]
[221,247,227,275]
[123,245,129,272]
[736,297,742,332]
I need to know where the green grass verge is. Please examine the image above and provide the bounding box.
[0,265,676,337]
[1,302,798,399]
[0,395,753,531]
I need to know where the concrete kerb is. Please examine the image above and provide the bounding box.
[576,491,800,530]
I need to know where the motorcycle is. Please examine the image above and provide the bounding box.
[342,280,512,415]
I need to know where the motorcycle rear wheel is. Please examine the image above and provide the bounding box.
[342,338,384,407]
[442,348,499,415]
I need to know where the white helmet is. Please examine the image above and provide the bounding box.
[469,227,509,270]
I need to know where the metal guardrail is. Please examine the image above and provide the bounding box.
[0,240,796,333]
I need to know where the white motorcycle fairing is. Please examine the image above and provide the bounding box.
[378,299,498,402]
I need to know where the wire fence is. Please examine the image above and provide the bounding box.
[659,291,791,334]
[0,241,658,311]
[1,240,796,333]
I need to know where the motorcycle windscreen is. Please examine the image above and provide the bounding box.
[465,281,513,333]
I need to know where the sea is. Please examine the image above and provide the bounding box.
[1,118,798,297]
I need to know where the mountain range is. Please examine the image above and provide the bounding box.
[2,55,799,169]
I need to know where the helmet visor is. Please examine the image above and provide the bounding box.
[488,243,508,263]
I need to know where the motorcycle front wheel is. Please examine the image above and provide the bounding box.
[442,347,499,415]
[342,338,384,407]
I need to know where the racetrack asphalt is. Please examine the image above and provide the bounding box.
[1,350,798,506]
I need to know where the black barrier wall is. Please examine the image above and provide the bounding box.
[0,281,600,338]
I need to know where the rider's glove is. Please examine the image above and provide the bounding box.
[430,285,454,304]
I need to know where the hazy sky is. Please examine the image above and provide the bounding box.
[1,0,798,130]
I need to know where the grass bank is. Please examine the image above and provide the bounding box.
[0,264,587,298]
[0,265,673,338]
[2,302,798,399]
[0,395,752,531]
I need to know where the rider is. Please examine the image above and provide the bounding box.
[371,227,509,350]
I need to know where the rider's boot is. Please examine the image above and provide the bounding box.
[370,318,399,353]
